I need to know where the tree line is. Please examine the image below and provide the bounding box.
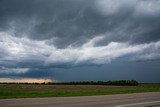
[47,80,139,86]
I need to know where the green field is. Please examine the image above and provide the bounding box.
[0,84,160,99]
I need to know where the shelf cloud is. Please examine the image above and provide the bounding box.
[0,32,160,69]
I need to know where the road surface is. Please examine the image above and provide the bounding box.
[0,92,160,107]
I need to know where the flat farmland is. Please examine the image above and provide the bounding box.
[0,84,160,99]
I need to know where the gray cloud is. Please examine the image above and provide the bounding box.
[0,0,160,82]
[0,0,160,47]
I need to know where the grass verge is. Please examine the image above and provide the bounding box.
[0,88,160,99]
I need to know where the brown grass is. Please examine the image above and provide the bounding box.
[0,84,160,92]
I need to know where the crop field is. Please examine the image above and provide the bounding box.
[0,84,160,99]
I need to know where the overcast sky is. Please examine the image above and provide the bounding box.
[0,0,160,83]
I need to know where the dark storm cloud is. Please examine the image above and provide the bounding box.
[0,0,160,48]
[0,0,97,47]
[0,68,52,79]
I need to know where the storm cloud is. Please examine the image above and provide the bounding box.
[0,0,160,82]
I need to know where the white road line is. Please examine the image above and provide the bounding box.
[115,101,160,107]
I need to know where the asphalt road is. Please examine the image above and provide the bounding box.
[0,92,160,107]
